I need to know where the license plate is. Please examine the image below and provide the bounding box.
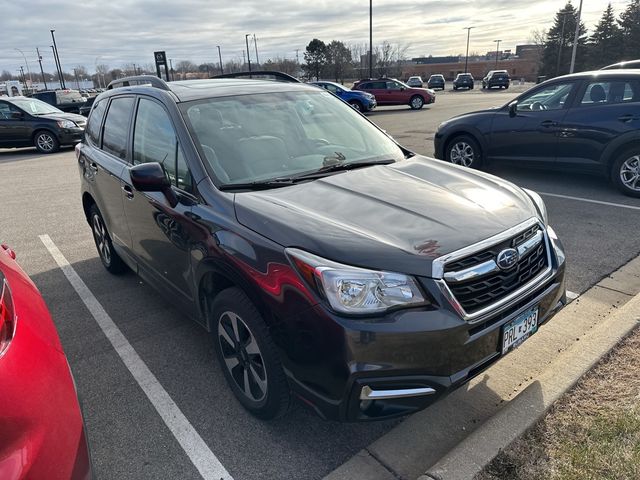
[501,306,539,355]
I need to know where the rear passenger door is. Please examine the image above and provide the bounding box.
[83,96,135,256]
[555,78,640,172]
[361,81,388,104]
[121,96,198,303]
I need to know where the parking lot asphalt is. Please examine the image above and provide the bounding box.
[1,87,639,480]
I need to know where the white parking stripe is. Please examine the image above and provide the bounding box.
[567,290,579,300]
[39,234,233,480]
[538,192,640,211]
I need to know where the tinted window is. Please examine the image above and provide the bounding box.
[86,99,106,146]
[0,102,21,120]
[133,98,192,192]
[517,83,573,111]
[368,81,387,89]
[103,97,134,159]
[580,80,639,106]
[386,81,402,90]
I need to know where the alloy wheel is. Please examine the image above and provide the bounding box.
[92,214,111,265]
[218,311,268,402]
[450,141,475,167]
[411,97,424,109]
[37,133,55,152]
[620,155,640,192]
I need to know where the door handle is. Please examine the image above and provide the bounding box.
[89,162,99,173]
[122,184,135,200]
[540,120,558,128]
[618,114,638,123]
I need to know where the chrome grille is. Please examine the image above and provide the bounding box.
[443,224,549,314]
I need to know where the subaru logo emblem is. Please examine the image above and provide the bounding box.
[496,248,519,270]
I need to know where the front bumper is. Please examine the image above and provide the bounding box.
[283,232,566,422]
[59,128,85,145]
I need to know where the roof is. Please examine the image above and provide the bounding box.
[547,69,640,81]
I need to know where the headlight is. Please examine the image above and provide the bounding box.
[286,248,427,314]
[57,120,76,128]
[523,188,548,225]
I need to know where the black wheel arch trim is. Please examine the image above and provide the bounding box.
[600,131,640,168]
[442,127,488,159]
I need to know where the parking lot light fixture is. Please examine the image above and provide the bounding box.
[464,26,474,74]
[494,39,501,69]
[217,46,223,74]
[245,34,252,73]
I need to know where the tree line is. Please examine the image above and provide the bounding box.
[539,0,640,78]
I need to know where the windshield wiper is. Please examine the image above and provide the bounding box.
[292,158,396,179]
[218,178,297,191]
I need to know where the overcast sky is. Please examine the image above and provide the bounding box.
[1,0,629,75]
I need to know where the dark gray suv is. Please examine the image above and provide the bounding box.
[77,75,566,421]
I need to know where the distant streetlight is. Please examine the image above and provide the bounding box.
[14,48,33,85]
[253,34,260,66]
[556,11,570,76]
[569,0,583,73]
[50,29,65,89]
[464,26,474,74]
[37,48,48,90]
[245,34,252,73]
[217,46,224,74]
[493,40,501,69]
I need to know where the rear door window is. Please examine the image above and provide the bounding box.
[579,80,640,106]
[85,99,106,146]
[102,97,134,160]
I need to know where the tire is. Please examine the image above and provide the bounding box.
[89,204,127,274]
[453,86,458,91]
[504,85,509,89]
[409,95,424,110]
[611,148,640,198]
[210,287,291,420]
[34,130,60,154]
[470,85,474,90]
[446,134,483,169]
[348,100,363,112]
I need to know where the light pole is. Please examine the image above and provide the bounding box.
[51,45,62,89]
[94,56,102,88]
[245,34,252,73]
[37,47,48,90]
[569,0,583,73]
[50,29,65,88]
[556,11,569,76]
[217,46,224,74]
[493,40,501,69]
[14,48,33,85]
[369,0,373,78]
[169,59,174,80]
[253,34,260,67]
[464,26,474,74]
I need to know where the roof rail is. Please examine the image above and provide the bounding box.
[211,71,301,83]
[107,75,171,91]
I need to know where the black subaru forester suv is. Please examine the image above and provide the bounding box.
[77,75,566,421]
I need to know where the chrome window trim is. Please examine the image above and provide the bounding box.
[434,218,554,323]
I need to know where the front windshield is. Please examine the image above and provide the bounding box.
[181,90,405,186]
[10,98,62,115]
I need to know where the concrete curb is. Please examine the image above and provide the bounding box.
[420,290,640,480]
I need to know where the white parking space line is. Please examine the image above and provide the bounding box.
[538,192,640,211]
[39,234,233,480]
[567,290,579,300]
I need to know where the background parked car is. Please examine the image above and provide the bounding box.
[0,243,92,480]
[406,76,424,87]
[353,78,435,109]
[0,96,86,153]
[434,70,640,197]
[32,89,87,114]
[482,70,511,89]
[79,95,97,117]
[453,73,474,90]
[428,74,446,90]
[310,81,377,112]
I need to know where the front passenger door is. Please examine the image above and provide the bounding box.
[121,97,197,303]
[488,81,576,165]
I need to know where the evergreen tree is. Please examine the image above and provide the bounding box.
[589,4,623,69]
[540,2,588,78]
[303,39,327,81]
[619,0,640,59]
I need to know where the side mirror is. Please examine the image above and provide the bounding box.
[508,102,518,117]
[130,162,178,207]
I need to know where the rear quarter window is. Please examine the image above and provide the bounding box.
[85,100,106,147]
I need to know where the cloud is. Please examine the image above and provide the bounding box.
[0,0,629,74]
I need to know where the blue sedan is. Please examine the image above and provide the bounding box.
[310,81,377,112]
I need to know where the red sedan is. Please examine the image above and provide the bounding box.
[0,243,92,479]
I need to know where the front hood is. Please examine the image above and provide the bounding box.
[37,112,86,124]
[234,156,539,276]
